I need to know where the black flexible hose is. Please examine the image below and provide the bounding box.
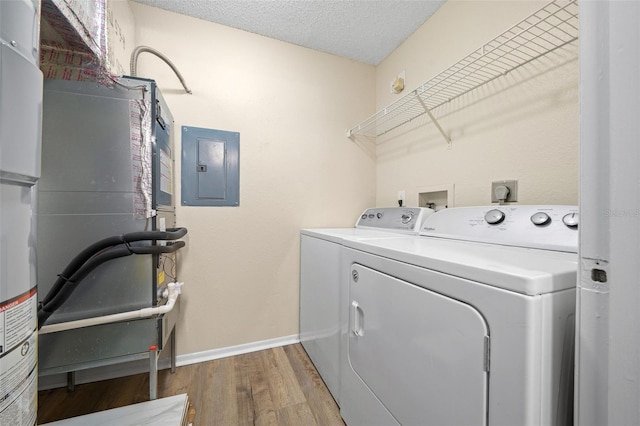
[38,245,133,327]
[122,228,188,242]
[129,241,186,254]
[41,235,126,307]
[41,228,187,307]
[38,228,188,329]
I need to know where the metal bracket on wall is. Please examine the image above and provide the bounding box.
[416,95,451,148]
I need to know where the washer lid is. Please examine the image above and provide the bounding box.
[301,207,435,243]
[343,236,578,295]
[300,228,416,244]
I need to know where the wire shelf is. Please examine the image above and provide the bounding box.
[347,0,578,139]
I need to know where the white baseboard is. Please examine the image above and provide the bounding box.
[175,334,300,367]
[38,334,300,391]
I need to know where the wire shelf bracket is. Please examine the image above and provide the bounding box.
[346,0,579,144]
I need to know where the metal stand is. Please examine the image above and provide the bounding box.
[66,371,75,392]
[149,324,177,400]
[40,306,180,402]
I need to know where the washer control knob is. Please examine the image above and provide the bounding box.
[401,212,414,224]
[562,212,579,228]
[531,212,551,226]
[368,214,375,219]
[361,214,367,220]
[485,209,506,225]
[377,212,383,219]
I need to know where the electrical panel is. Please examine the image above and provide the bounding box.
[181,126,240,206]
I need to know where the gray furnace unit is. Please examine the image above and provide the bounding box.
[37,76,185,398]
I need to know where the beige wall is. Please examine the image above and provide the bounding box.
[375,0,579,208]
[129,3,376,355]
[106,0,136,75]
[127,0,578,356]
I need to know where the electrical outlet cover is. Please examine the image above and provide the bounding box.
[491,180,518,203]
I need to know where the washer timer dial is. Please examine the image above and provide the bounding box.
[484,209,506,225]
[562,212,579,228]
[530,212,551,226]
[401,212,414,224]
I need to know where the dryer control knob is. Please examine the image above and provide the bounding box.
[377,212,383,219]
[562,212,579,228]
[361,214,367,220]
[531,212,551,226]
[401,212,414,224]
[485,209,506,225]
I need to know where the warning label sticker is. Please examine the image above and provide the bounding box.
[0,288,37,355]
[160,149,173,195]
[0,288,38,425]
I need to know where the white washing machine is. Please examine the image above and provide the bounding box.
[339,205,578,426]
[300,207,433,404]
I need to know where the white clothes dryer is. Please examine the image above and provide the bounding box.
[339,205,578,426]
[300,207,433,403]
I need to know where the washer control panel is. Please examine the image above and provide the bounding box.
[420,205,578,252]
[356,207,434,234]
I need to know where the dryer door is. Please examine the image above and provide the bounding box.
[349,264,489,426]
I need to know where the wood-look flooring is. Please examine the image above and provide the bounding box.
[37,343,344,425]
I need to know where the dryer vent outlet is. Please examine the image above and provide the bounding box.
[491,180,518,203]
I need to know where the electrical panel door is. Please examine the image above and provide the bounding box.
[181,126,240,207]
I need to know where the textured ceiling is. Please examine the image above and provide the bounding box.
[130,0,446,65]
